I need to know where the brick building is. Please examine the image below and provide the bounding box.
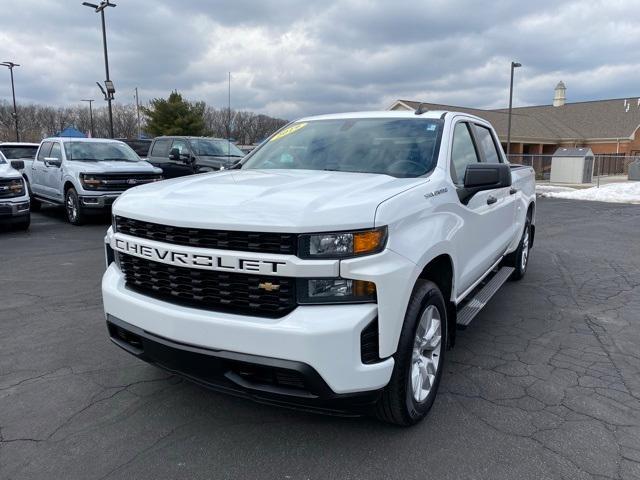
[388,83,640,164]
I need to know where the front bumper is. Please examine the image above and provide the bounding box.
[0,199,30,221]
[102,263,394,397]
[79,194,120,208]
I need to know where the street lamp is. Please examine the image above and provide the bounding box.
[1,61,20,142]
[506,61,522,158]
[82,1,116,138]
[81,99,95,137]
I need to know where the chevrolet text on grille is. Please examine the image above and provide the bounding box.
[113,237,286,273]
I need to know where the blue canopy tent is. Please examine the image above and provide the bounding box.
[56,127,86,138]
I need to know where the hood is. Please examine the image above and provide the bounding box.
[113,169,425,232]
[0,163,21,180]
[72,160,161,174]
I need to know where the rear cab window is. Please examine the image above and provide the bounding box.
[473,124,502,164]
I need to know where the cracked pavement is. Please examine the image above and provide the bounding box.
[1,198,639,479]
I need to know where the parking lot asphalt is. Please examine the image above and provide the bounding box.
[1,198,640,480]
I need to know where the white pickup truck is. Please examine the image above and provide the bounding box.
[23,137,163,225]
[102,110,536,425]
[0,152,30,230]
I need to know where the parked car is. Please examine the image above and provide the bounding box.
[117,138,153,159]
[0,151,30,230]
[102,110,536,425]
[23,137,163,225]
[146,136,245,179]
[0,142,40,170]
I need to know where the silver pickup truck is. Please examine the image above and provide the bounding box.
[23,137,163,225]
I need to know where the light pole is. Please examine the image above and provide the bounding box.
[82,1,116,138]
[1,61,20,142]
[506,61,521,158]
[81,99,95,137]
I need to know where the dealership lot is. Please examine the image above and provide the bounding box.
[1,199,640,480]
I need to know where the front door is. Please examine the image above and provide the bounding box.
[449,121,515,294]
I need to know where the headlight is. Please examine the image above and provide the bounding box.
[299,226,387,259]
[7,179,25,196]
[80,174,103,189]
[297,278,376,304]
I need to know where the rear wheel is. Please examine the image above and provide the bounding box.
[376,280,447,426]
[65,188,86,226]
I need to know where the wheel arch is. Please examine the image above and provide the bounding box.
[416,254,457,348]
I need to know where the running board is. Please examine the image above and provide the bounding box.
[456,267,514,327]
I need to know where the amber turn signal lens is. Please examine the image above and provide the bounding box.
[354,229,386,254]
[354,280,377,297]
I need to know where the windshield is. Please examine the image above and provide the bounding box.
[242,118,443,177]
[191,138,244,157]
[64,142,141,162]
[0,145,38,159]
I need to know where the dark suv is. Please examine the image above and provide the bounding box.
[146,136,245,179]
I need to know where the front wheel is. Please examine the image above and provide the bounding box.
[14,214,30,231]
[376,280,447,426]
[65,188,86,226]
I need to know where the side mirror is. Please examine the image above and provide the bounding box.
[44,157,62,167]
[459,163,512,204]
[10,160,25,170]
[168,148,181,161]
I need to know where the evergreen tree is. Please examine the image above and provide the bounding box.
[142,91,206,136]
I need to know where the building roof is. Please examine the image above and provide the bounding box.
[391,98,640,143]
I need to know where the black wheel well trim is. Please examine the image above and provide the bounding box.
[63,181,76,194]
[416,254,456,348]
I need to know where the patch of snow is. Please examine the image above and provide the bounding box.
[540,182,640,204]
[536,185,576,194]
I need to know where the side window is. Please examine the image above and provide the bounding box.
[170,139,190,155]
[49,143,62,160]
[37,142,53,161]
[150,139,171,158]
[474,125,502,164]
[450,122,480,185]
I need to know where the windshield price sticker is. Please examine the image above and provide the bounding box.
[270,123,307,142]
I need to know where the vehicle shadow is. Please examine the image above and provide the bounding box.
[35,204,112,225]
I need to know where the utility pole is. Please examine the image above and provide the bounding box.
[227,72,231,159]
[81,99,95,137]
[506,61,522,158]
[135,87,141,139]
[1,61,20,142]
[83,1,116,138]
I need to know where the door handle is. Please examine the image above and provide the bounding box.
[509,187,518,195]
[487,195,497,205]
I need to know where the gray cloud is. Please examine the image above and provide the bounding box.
[1,0,639,120]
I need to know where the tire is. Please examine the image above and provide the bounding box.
[14,214,30,231]
[25,180,41,212]
[65,187,86,226]
[505,215,532,281]
[375,280,447,426]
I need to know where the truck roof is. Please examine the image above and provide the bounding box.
[296,109,488,123]
[40,137,126,144]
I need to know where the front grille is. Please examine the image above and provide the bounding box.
[118,253,296,318]
[84,173,161,191]
[115,216,297,255]
[0,178,24,198]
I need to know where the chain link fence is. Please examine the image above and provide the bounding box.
[506,154,637,185]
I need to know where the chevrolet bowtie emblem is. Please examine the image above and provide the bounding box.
[258,282,280,292]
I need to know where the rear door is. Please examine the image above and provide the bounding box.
[31,141,52,196]
[449,120,514,293]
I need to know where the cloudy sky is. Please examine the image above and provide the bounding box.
[1,0,639,119]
